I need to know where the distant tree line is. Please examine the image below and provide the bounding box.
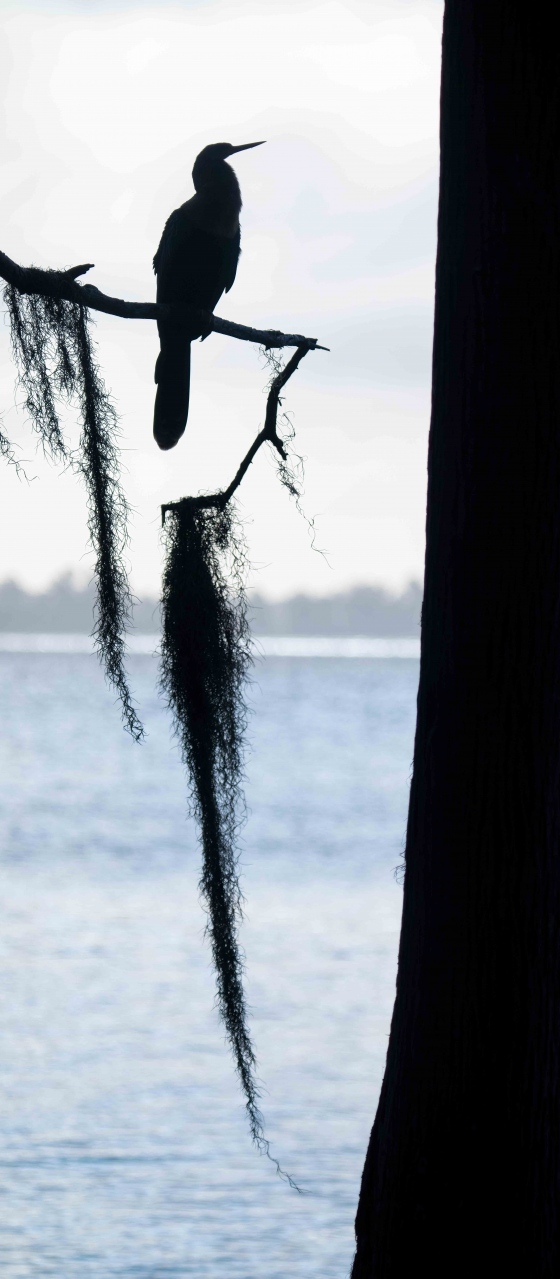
[249,582,422,636]
[0,574,422,636]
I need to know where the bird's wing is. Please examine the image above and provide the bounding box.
[223,227,241,294]
[154,198,240,310]
[153,207,187,279]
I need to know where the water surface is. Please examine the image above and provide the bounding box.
[0,652,417,1278]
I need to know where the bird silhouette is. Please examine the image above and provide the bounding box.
[152,141,265,450]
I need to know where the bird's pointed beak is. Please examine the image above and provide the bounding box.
[230,141,266,153]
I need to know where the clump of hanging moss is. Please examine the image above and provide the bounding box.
[4,282,142,740]
[160,498,300,1186]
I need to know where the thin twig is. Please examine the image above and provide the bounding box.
[0,250,328,351]
[161,346,310,524]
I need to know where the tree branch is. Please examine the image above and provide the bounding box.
[0,249,327,351]
[161,346,309,523]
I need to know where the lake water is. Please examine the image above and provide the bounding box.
[0,648,418,1279]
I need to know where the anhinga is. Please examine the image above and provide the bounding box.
[153,140,265,451]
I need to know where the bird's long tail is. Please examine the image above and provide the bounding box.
[153,324,191,450]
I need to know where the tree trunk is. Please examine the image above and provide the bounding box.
[353,5,560,1275]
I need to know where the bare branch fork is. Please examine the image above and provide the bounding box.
[0,249,319,519]
[161,345,309,524]
[0,250,327,352]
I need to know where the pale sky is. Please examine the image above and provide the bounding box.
[0,0,442,598]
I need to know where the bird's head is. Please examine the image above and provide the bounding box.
[192,141,265,189]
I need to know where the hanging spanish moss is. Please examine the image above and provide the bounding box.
[261,346,322,551]
[3,282,142,740]
[73,306,143,741]
[160,503,254,1126]
[5,281,72,461]
[160,497,300,1186]
[0,419,21,471]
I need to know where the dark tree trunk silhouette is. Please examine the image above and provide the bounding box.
[353,5,560,1276]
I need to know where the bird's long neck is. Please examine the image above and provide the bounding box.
[192,160,242,236]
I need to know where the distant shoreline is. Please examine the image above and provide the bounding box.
[0,575,422,639]
[0,633,420,658]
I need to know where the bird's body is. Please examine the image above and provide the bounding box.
[153,141,263,450]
